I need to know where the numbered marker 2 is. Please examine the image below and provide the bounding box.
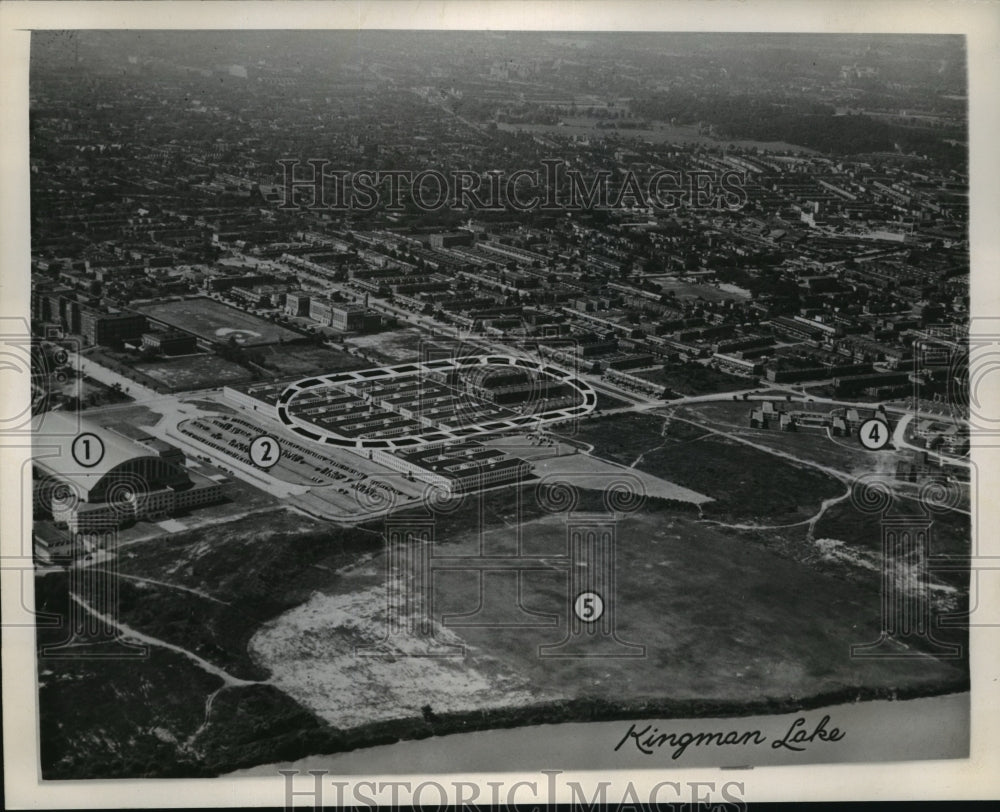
[858,418,891,451]
[249,434,282,469]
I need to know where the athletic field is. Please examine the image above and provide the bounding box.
[137,298,301,347]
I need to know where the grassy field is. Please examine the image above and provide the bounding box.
[344,328,426,363]
[36,571,331,779]
[635,363,751,396]
[426,508,963,701]
[136,298,301,347]
[650,277,752,302]
[35,488,967,778]
[255,344,367,376]
[496,119,816,153]
[812,496,972,591]
[675,401,896,476]
[570,412,845,522]
[134,355,253,391]
[594,389,635,410]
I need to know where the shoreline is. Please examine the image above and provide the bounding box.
[224,679,968,778]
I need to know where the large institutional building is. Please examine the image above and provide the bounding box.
[32,412,223,540]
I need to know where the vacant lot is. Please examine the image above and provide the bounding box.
[345,329,460,364]
[254,344,367,377]
[594,389,635,410]
[676,401,898,476]
[134,355,253,391]
[345,328,426,363]
[36,490,966,779]
[636,363,751,396]
[251,498,965,740]
[571,412,844,522]
[43,371,133,411]
[650,277,751,302]
[496,119,816,153]
[136,299,301,347]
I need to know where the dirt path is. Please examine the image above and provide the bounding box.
[90,569,232,606]
[70,592,265,688]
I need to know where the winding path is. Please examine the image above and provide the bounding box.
[70,593,265,688]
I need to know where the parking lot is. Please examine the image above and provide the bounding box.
[177,413,426,519]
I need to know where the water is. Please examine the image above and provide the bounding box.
[230,691,967,775]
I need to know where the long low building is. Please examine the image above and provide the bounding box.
[371,442,530,496]
[32,412,223,540]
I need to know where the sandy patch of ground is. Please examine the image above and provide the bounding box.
[249,586,538,728]
[344,329,425,362]
[532,451,712,504]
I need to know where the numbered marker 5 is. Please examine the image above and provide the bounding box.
[574,591,605,623]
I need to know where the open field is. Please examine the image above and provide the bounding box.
[248,495,964,737]
[254,344,367,376]
[635,363,751,396]
[649,277,752,302]
[133,355,253,391]
[41,371,133,410]
[344,328,426,363]
[530,448,711,505]
[496,118,817,153]
[136,298,301,347]
[82,402,165,428]
[673,401,899,476]
[34,479,968,778]
[426,508,962,698]
[811,496,972,593]
[594,389,635,410]
[570,412,845,522]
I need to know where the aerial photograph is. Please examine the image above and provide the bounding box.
[26,30,971,779]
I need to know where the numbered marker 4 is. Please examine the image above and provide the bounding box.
[858,418,891,451]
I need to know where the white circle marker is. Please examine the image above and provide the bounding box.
[859,418,891,451]
[71,432,105,468]
[249,434,282,468]
[574,591,605,623]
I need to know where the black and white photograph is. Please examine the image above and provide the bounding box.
[2,1,999,808]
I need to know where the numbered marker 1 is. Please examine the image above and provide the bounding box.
[71,432,105,468]
[574,591,605,623]
[858,418,891,451]
[249,434,281,469]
